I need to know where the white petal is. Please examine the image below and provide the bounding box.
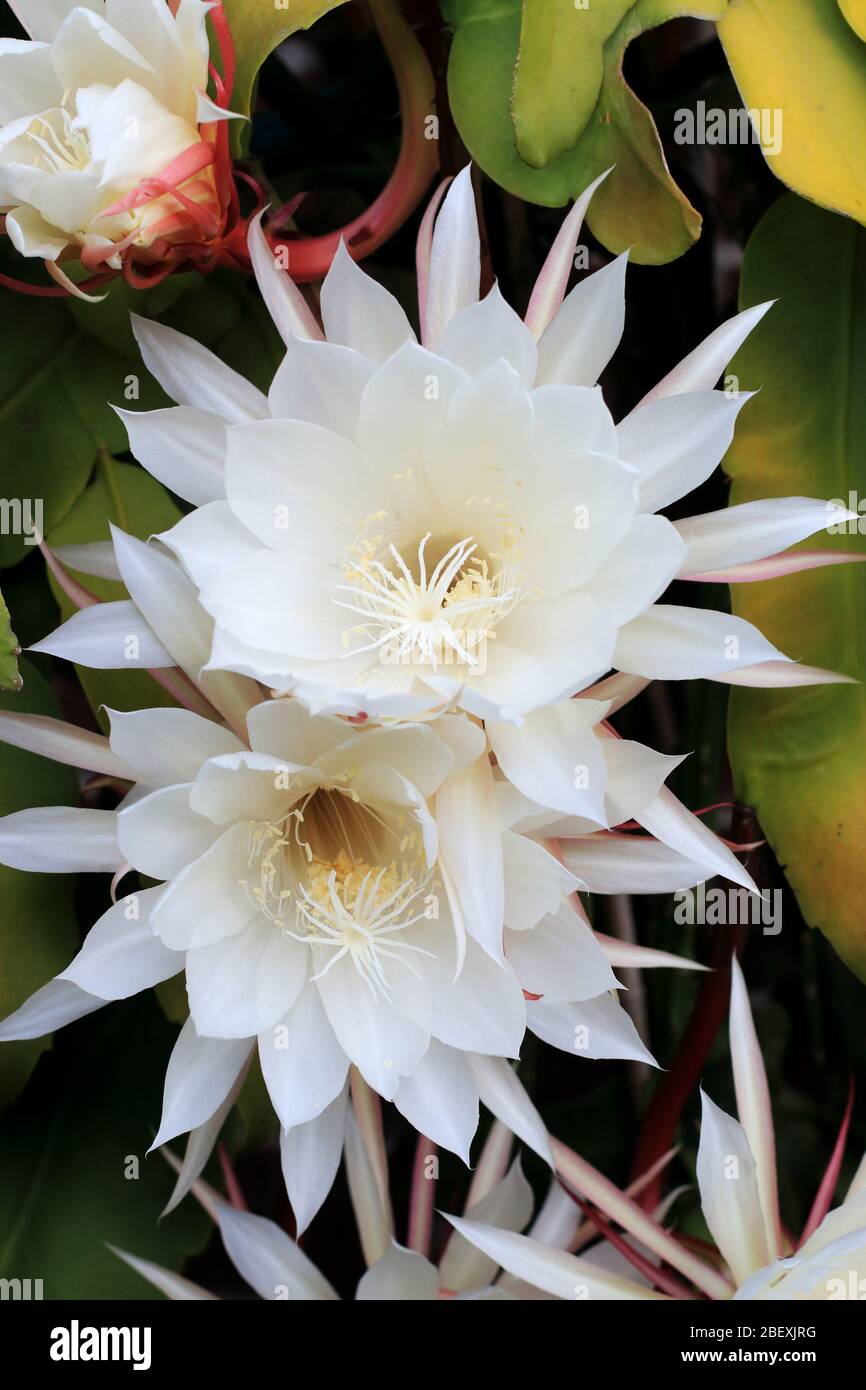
[268,335,373,438]
[602,738,684,824]
[0,977,105,1041]
[468,1055,552,1166]
[280,1085,348,1237]
[107,706,243,786]
[131,314,268,422]
[117,784,218,879]
[436,752,504,960]
[560,833,712,894]
[502,831,578,933]
[394,1039,479,1164]
[614,604,786,680]
[0,711,133,779]
[115,405,226,506]
[523,167,613,337]
[356,1244,438,1300]
[424,165,480,348]
[638,302,773,405]
[506,902,617,1003]
[488,702,609,823]
[316,722,454,800]
[729,957,782,1258]
[618,390,752,513]
[186,917,308,1039]
[247,209,323,344]
[320,240,414,362]
[259,982,350,1129]
[111,1247,215,1300]
[52,540,121,582]
[159,501,261,591]
[527,993,656,1065]
[60,886,181,999]
[413,922,526,1057]
[531,382,618,455]
[696,1088,770,1286]
[635,784,758,893]
[585,513,686,623]
[0,806,118,872]
[439,1158,533,1292]
[445,1217,659,1300]
[148,823,257,950]
[162,1063,250,1217]
[535,253,627,387]
[246,697,349,764]
[676,497,854,576]
[30,600,172,668]
[215,1205,338,1301]
[315,952,430,1100]
[436,282,538,385]
[151,1020,253,1150]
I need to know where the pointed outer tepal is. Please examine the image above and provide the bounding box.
[440,1159,534,1294]
[527,995,658,1067]
[0,977,106,1042]
[559,831,714,894]
[729,957,783,1260]
[29,601,173,670]
[344,1107,392,1267]
[110,1247,216,1301]
[636,302,775,407]
[798,1077,855,1247]
[161,1060,252,1218]
[444,1217,662,1300]
[0,806,119,873]
[465,1119,512,1210]
[215,1204,338,1301]
[635,786,758,894]
[149,1021,253,1153]
[674,498,859,578]
[534,252,628,388]
[708,660,857,688]
[523,168,613,339]
[696,1089,769,1287]
[595,932,709,972]
[423,166,480,350]
[280,1084,349,1238]
[349,1069,395,1245]
[53,541,122,582]
[685,550,866,585]
[551,1137,732,1300]
[109,526,260,740]
[159,1146,223,1223]
[416,176,452,346]
[436,752,505,963]
[247,210,323,345]
[578,672,651,716]
[130,315,269,424]
[395,1042,479,1165]
[468,1055,552,1167]
[0,711,134,781]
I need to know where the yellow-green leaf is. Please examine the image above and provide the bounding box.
[718,0,866,225]
[726,194,866,980]
[446,0,727,265]
[0,589,21,693]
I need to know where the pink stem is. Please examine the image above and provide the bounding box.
[569,1191,700,1300]
[218,1144,249,1211]
[798,1076,856,1248]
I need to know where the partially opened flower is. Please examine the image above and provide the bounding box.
[0,0,242,294]
[452,957,866,1302]
[116,166,858,723]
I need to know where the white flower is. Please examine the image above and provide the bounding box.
[0,0,235,282]
[115,167,856,721]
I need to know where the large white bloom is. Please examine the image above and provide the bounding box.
[0,674,709,1170]
[116,167,856,721]
[0,0,232,274]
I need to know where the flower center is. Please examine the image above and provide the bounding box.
[242,787,436,998]
[335,531,521,671]
[23,112,90,175]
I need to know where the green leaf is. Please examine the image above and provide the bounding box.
[46,457,183,728]
[0,587,21,692]
[0,281,171,570]
[0,659,79,1107]
[719,0,866,227]
[445,0,728,265]
[726,194,866,979]
[0,996,211,1298]
[220,0,350,153]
